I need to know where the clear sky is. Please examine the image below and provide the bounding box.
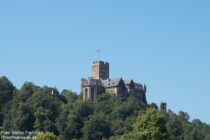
[0,0,210,124]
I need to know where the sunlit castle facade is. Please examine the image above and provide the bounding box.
[81,61,147,103]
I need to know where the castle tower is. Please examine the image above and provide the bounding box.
[92,61,109,80]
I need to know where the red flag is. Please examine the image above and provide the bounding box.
[96,49,100,53]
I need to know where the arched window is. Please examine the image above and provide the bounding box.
[91,88,95,99]
[85,88,88,99]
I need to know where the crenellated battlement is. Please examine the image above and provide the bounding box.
[92,61,109,65]
[92,61,109,80]
[82,60,147,103]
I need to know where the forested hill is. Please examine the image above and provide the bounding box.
[0,76,210,140]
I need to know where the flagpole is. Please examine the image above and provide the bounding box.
[99,51,100,61]
[96,49,100,61]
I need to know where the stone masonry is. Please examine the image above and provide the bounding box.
[81,61,147,103]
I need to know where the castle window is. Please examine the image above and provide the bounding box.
[91,88,95,99]
[85,88,88,99]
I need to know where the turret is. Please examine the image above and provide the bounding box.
[92,61,109,80]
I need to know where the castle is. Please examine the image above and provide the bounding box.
[81,61,147,103]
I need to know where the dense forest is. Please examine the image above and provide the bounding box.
[0,76,210,140]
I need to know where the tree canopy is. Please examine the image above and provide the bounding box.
[35,132,58,140]
[120,108,171,140]
[0,76,210,140]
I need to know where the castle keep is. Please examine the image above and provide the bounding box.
[81,61,147,103]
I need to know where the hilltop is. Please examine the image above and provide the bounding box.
[0,76,210,140]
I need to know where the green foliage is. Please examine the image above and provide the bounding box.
[35,132,58,140]
[0,76,15,104]
[62,90,78,102]
[0,104,3,126]
[56,98,94,140]
[29,91,61,134]
[0,127,2,140]
[178,111,190,121]
[165,110,210,140]
[82,113,111,140]
[2,84,62,135]
[16,82,37,102]
[165,110,184,139]
[148,102,158,110]
[0,77,210,140]
[120,108,171,140]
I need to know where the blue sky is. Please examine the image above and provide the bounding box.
[0,0,210,124]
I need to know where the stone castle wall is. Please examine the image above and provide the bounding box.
[81,61,147,103]
[92,61,109,80]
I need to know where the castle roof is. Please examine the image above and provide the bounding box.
[81,78,102,87]
[124,79,134,85]
[134,82,143,87]
[101,78,125,88]
[81,77,146,92]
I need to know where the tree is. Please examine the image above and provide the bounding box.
[1,77,210,140]
[0,126,2,140]
[0,76,15,104]
[34,107,56,132]
[2,85,62,134]
[29,91,61,135]
[165,113,184,140]
[12,103,35,131]
[16,82,36,102]
[35,132,58,140]
[178,111,190,121]
[56,99,93,140]
[82,113,111,140]
[0,104,3,126]
[61,90,78,100]
[148,103,158,110]
[121,108,171,140]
